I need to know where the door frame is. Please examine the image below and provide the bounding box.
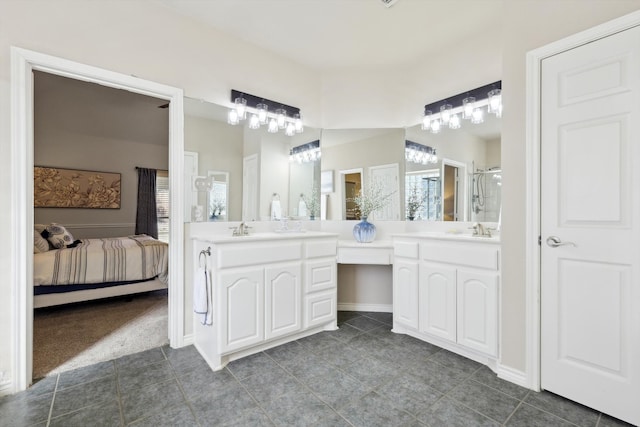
[525,10,640,391]
[10,47,185,392]
[441,158,467,222]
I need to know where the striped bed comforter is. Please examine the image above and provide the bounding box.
[33,235,169,286]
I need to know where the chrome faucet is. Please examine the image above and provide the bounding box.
[472,222,491,237]
[231,222,251,236]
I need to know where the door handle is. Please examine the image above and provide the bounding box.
[546,236,576,248]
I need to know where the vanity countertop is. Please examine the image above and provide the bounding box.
[192,230,338,244]
[393,231,501,244]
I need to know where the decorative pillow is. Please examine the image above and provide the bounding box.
[44,223,74,249]
[33,232,49,254]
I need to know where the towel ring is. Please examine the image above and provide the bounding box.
[199,247,211,268]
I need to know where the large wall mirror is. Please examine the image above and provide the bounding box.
[404,112,501,222]
[321,128,405,221]
[183,98,321,222]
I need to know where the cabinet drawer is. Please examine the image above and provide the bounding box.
[217,241,303,269]
[305,259,336,293]
[305,239,337,259]
[304,290,336,328]
[394,241,419,259]
[337,247,392,265]
[421,242,498,270]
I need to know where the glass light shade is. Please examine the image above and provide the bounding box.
[256,103,268,124]
[294,113,304,133]
[421,110,432,130]
[276,108,287,129]
[267,118,278,133]
[430,118,442,134]
[440,104,452,124]
[227,109,239,125]
[488,88,502,115]
[234,96,247,120]
[449,113,461,129]
[462,96,475,119]
[285,122,296,136]
[471,107,484,124]
[248,114,260,130]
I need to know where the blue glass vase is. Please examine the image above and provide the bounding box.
[353,217,376,243]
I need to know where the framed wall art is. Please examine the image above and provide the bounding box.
[34,166,121,209]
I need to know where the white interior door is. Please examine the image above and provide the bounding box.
[242,154,259,221]
[541,25,640,426]
[369,163,400,220]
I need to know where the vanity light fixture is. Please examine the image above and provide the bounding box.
[227,90,304,136]
[421,81,501,134]
[289,140,321,163]
[405,140,437,165]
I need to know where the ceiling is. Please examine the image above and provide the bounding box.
[34,71,169,146]
[157,0,505,71]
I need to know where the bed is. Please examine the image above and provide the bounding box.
[33,233,169,308]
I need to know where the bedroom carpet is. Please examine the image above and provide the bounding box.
[33,289,168,379]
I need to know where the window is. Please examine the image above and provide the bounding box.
[156,170,169,243]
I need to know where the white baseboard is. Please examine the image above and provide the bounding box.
[496,363,531,389]
[0,379,13,397]
[181,334,195,346]
[337,303,392,313]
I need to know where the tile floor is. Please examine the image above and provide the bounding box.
[0,311,635,427]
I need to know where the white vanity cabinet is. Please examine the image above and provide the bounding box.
[193,232,337,371]
[393,235,500,360]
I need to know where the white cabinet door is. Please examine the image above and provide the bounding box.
[457,269,498,356]
[420,263,456,342]
[219,268,264,353]
[393,259,419,329]
[265,263,302,340]
[305,290,336,328]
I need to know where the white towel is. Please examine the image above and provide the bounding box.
[320,194,328,220]
[271,200,282,220]
[194,267,213,325]
[298,198,307,217]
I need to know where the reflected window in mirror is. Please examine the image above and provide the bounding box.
[208,171,229,221]
[406,170,441,221]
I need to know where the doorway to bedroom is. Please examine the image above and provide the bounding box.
[30,70,172,380]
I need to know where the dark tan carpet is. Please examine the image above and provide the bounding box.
[33,289,168,379]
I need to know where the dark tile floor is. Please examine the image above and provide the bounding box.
[0,311,635,427]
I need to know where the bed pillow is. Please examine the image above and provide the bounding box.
[44,223,75,249]
[33,232,49,254]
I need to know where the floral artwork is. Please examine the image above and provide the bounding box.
[34,166,121,209]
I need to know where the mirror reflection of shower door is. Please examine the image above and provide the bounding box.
[443,165,458,221]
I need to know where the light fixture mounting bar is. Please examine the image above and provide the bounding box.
[231,89,300,116]
[423,81,501,114]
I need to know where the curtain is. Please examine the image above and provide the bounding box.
[135,168,158,239]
